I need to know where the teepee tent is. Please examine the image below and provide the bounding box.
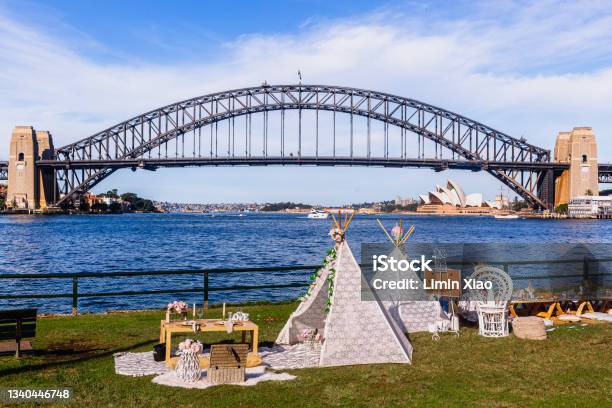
[277,212,413,366]
[275,245,337,345]
[376,220,445,333]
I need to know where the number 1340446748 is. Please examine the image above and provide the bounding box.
[0,388,73,402]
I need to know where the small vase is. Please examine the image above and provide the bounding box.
[175,350,201,382]
[304,338,317,351]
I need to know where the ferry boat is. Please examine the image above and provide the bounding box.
[307,209,329,219]
[494,214,519,219]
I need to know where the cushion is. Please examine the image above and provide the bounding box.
[557,314,581,322]
[580,312,612,322]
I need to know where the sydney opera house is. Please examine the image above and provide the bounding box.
[417,179,505,214]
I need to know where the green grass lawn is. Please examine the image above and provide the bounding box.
[0,302,610,407]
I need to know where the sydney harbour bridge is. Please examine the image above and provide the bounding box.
[1,84,611,210]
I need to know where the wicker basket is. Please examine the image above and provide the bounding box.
[208,366,245,384]
[512,317,547,340]
[207,344,249,384]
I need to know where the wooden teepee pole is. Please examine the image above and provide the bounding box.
[331,213,340,230]
[344,211,355,231]
[399,225,415,245]
[376,219,394,244]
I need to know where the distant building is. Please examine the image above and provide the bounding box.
[417,179,503,214]
[494,194,510,210]
[394,196,416,207]
[83,192,100,208]
[568,196,612,218]
[97,194,119,205]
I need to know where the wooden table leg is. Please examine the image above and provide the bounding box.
[509,304,518,318]
[159,320,166,344]
[586,301,594,314]
[252,327,259,355]
[555,302,565,316]
[165,329,172,364]
[244,327,262,368]
[576,301,594,315]
[576,302,586,316]
[537,303,556,319]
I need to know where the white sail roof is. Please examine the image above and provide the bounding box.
[447,179,467,206]
[429,191,450,204]
[465,193,483,207]
[441,186,460,206]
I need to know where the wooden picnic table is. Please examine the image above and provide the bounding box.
[160,319,261,368]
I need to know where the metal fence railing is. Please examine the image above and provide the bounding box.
[0,257,610,315]
[0,265,319,315]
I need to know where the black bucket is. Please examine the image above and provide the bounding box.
[153,343,166,362]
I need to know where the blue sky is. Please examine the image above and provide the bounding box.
[1,0,611,204]
[5,0,400,64]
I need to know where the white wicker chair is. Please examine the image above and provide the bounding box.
[476,301,509,337]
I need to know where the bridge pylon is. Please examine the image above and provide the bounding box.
[552,127,599,208]
[6,126,57,211]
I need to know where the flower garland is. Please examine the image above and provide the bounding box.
[325,266,336,312]
[299,246,337,302]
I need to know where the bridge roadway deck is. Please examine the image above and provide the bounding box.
[37,156,570,171]
[1,159,611,182]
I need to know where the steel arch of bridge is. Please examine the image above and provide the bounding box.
[0,162,7,181]
[600,164,612,183]
[49,84,553,208]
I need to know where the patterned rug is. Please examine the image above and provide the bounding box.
[114,349,298,389]
[260,344,322,369]
[114,351,171,376]
[152,366,296,389]
[114,344,322,378]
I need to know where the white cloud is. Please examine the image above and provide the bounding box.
[0,1,611,204]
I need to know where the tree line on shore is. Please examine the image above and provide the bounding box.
[80,189,158,213]
[2,187,610,213]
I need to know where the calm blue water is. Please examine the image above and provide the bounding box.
[0,213,610,313]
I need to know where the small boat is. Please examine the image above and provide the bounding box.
[494,214,519,219]
[307,210,329,219]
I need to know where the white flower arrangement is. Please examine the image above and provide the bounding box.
[300,328,322,349]
[329,227,344,243]
[178,338,203,354]
[167,300,189,314]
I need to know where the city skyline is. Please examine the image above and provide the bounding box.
[1,0,612,205]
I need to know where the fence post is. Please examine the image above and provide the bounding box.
[203,271,209,310]
[72,277,78,316]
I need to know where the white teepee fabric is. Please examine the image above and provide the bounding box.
[275,247,337,345]
[381,246,443,333]
[318,241,413,366]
